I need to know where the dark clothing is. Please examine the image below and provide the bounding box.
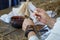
[0,0,9,10]
[0,0,28,10]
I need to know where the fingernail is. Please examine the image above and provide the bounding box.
[34,10,39,13]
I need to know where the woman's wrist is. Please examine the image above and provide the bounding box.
[25,25,35,37]
[28,31,36,39]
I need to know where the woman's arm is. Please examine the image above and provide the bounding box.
[28,31,40,40]
[22,19,40,40]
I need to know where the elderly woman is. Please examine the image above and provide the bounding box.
[22,8,60,40]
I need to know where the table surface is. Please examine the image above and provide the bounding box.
[0,20,27,40]
[0,8,28,40]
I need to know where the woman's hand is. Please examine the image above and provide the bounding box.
[22,18,34,31]
[34,8,51,24]
[34,8,56,28]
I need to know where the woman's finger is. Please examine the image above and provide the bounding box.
[37,17,41,21]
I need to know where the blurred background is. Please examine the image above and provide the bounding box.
[0,0,60,16]
[0,0,60,40]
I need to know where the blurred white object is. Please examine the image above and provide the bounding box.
[12,8,19,16]
[0,14,11,23]
[41,30,51,40]
[28,2,36,12]
[9,0,11,8]
[46,11,57,17]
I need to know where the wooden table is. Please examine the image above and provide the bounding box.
[0,20,27,40]
[0,8,27,40]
